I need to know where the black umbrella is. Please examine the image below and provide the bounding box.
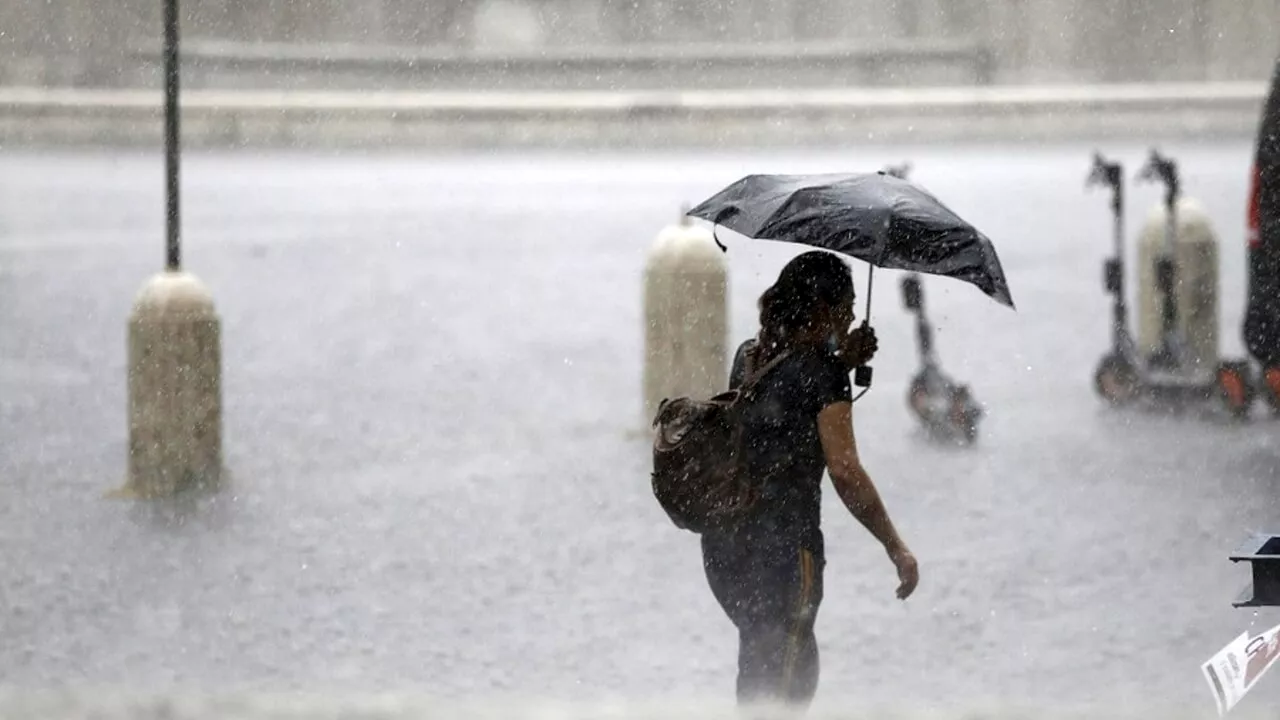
[686,170,1014,391]
[686,171,1015,313]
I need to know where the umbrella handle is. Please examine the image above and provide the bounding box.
[854,365,873,389]
[854,264,874,391]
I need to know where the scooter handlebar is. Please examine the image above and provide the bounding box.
[900,274,923,312]
[1086,151,1122,191]
[1136,148,1180,204]
[881,162,912,180]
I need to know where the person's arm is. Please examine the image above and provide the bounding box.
[818,401,919,600]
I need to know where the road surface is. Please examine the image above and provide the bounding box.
[2,142,1278,716]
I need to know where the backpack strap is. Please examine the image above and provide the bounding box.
[739,339,791,397]
[725,341,792,495]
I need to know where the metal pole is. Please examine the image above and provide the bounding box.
[164,0,181,272]
[863,262,875,323]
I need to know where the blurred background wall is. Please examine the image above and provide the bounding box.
[1,0,1277,88]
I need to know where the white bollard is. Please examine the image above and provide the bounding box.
[118,270,223,498]
[643,211,729,424]
[1135,196,1220,376]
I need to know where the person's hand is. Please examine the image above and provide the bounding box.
[839,324,878,368]
[887,542,919,600]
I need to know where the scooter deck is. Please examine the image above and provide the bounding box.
[1140,368,1221,404]
[1143,368,1218,388]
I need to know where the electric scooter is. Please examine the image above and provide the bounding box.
[900,272,984,444]
[1089,149,1254,417]
[881,162,984,444]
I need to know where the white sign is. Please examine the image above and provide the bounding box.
[1202,621,1280,716]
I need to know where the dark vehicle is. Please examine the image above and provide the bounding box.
[1244,57,1280,408]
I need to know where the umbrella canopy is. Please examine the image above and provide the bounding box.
[686,171,1015,310]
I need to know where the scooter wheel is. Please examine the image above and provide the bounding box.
[1261,367,1280,415]
[907,375,931,422]
[948,388,981,445]
[1094,354,1139,406]
[1216,361,1254,420]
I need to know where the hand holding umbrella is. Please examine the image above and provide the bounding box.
[839,324,879,370]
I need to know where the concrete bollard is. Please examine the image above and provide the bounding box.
[1135,196,1220,375]
[642,210,728,424]
[119,270,223,498]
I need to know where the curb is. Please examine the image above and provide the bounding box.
[0,83,1268,149]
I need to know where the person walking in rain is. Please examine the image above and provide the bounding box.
[701,250,919,713]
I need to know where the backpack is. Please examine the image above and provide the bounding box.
[649,340,792,534]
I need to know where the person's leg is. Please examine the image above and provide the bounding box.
[702,535,744,623]
[733,547,825,710]
[784,606,820,708]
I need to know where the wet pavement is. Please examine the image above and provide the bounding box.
[2,143,1280,715]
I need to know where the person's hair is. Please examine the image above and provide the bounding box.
[757,250,854,357]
